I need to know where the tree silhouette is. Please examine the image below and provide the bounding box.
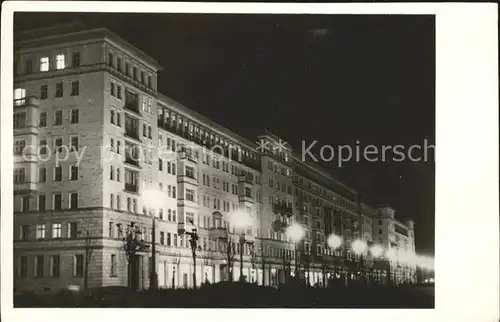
[78,220,97,291]
[217,231,236,282]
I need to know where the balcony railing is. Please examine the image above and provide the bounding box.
[178,151,197,163]
[125,156,140,167]
[238,175,253,184]
[124,183,139,193]
[124,129,140,141]
[238,195,254,204]
[124,98,140,113]
[272,203,294,217]
[272,219,288,232]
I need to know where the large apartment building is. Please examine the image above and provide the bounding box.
[13,22,416,293]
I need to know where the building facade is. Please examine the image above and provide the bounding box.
[13,23,416,293]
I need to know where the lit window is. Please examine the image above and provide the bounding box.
[36,224,46,239]
[52,223,62,239]
[40,57,49,72]
[14,88,26,106]
[56,54,65,70]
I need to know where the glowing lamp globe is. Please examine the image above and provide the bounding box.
[142,189,164,209]
[327,234,342,249]
[228,210,254,230]
[351,239,368,255]
[286,223,305,242]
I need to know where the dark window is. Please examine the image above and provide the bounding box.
[74,255,84,277]
[35,255,44,277]
[117,57,122,72]
[147,75,152,88]
[25,59,33,74]
[39,112,47,127]
[71,81,79,96]
[54,167,62,182]
[124,169,139,192]
[14,140,26,156]
[110,82,115,96]
[125,116,140,142]
[51,255,60,277]
[160,232,165,245]
[13,112,26,129]
[133,67,137,80]
[117,85,122,99]
[159,159,163,171]
[39,168,46,183]
[54,138,63,153]
[54,193,62,210]
[70,166,78,180]
[108,53,114,67]
[125,62,130,76]
[72,52,81,67]
[124,90,139,112]
[22,197,30,212]
[54,110,63,125]
[68,222,78,239]
[70,193,78,209]
[70,109,79,124]
[20,225,29,241]
[55,82,63,97]
[70,137,79,152]
[111,254,117,276]
[38,195,46,211]
[40,85,48,99]
[18,256,28,278]
[116,112,121,126]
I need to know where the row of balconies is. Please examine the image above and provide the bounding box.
[272,202,293,217]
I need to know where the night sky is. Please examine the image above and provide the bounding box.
[15,13,435,255]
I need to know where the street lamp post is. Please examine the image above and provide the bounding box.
[143,189,164,291]
[385,248,397,287]
[369,244,383,284]
[327,233,342,287]
[186,229,200,289]
[351,239,368,285]
[228,209,254,283]
[286,223,305,283]
[239,233,245,282]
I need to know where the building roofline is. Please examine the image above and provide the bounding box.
[375,204,395,210]
[16,25,163,71]
[291,154,358,196]
[157,93,257,151]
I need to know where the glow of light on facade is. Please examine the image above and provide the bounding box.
[385,248,398,262]
[369,244,384,258]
